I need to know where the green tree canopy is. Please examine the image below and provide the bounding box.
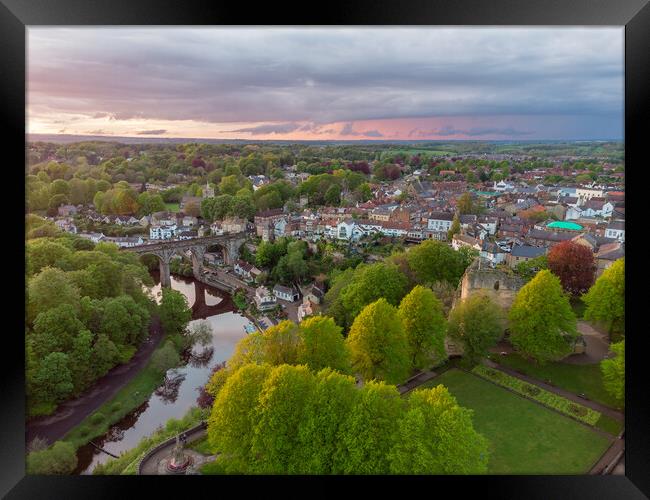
[583,258,624,337]
[508,270,577,363]
[398,285,447,369]
[346,298,411,384]
[447,294,503,367]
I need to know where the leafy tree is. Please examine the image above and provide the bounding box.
[150,340,181,374]
[339,262,408,323]
[297,316,351,374]
[207,363,272,472]
[32,352,74,403]
[27,267,80,323]
[137,192,166,216]
[188,320,213,346]
[69,329,95,392]
[26,441,78,475]
[601,340,624,403]
[583,258,624,337]
[251,364,315,473]
[547,241,596,295]
[32,304,85,357]
[346,298,411,384]
[159,288,192,336]
[389,385,489,474]
[26,239,72,276]
[515,255,548,281]
[294,368,358,472]
[100,295,150,345]
[262,320,301,366]
[457,192,475,215]
[509,270,577,363]
[398,286,447,369]
[406,240,466,286]
[447,213,461,241]
[335,380,403,474]
[447,294,503,367]
[92,333,120,378]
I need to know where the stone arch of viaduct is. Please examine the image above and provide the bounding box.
[122,232,247,287]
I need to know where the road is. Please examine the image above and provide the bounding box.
[26,316,165,446]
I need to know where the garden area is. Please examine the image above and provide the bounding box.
[489,351,622,410]
[417,369,612,474]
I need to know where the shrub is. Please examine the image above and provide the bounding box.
[90,413,105,426]
[27,441,78,475]
[472,364,600,426]
[110,402,122,413]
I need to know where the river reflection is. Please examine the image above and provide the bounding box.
[74,273,251,474]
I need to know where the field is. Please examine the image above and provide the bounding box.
[417,369,612,474]
[165,202,180,212]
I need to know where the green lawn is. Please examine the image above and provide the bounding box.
[492,352,622,410]
[165,202,180,213]
[417,369,612,474]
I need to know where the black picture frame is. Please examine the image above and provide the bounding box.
[2,0,648,497]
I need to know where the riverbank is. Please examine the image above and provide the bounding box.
[26,315,165,446]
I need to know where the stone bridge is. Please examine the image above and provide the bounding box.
[122,232,247,287]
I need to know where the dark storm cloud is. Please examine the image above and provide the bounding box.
[28,27,623,130]
[340,122,384,137]
[226,123,302,135]
[136,129,167,135]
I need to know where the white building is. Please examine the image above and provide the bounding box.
[576,187,605,206]
[427,212,454,233]
[253,286,277,311]
[273,284,300,302]
[150,224,177,240]
[604,221,625,242]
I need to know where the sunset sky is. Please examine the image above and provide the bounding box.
[27,27,624,141]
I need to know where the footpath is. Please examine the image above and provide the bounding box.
[26,316,165,446]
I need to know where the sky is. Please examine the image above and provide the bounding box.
[27,27,624,141]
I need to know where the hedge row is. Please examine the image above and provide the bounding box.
[472,365,601,426]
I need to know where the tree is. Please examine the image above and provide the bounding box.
[601,340,624,404]
[406,240,466,286]
[32,304,85,357]
[324,184,341,206]
[159,288,192,336]
[389,385,488,474]
[346,298,411,384]
[295,368,359,473]
[251,365,315,473]
[32,352,74,403]
[398,286,447,369]
[515,255,548,281]
[27,267,80,323]
[26,441,78,475]
[262,320,301,366]
[208,363,272,472]
[583,258,624,337]
[447,294,503,367]
[297,316,351,374]
[547,241,596,295]
[69,329,95,392]
[339,262,408,323]
[188,320,213,346]
[335,380,403,474]
[26,239,72,276]
[92,333,120,378]
[509,270,577,363]
[150,340,181,374]
[447,213,461,241]
[100,295,150,346]
[457,192,474,214]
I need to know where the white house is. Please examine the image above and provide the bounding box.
[273,284,300,302]
[234,260,261,280]
[480,241,507,267]
[426,212,454,233]
[576,187,605,206]
[604,220,625,242]
[253,286,277,311]
[297,298,315,323]
[150,224,177,240]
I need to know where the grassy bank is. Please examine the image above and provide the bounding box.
[61,347,169,451]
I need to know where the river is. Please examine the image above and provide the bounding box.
[73,272,252,474]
